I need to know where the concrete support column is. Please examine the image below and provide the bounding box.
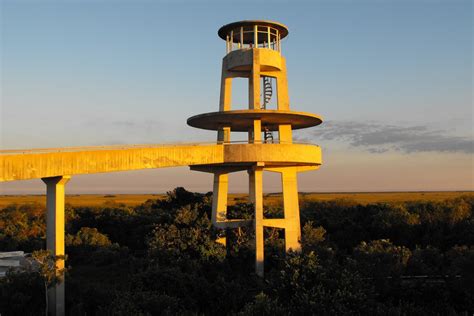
[219,65,232,111]
[252,119,262,144]
[212,172,228,225]
[248,128,254,144]
[281,168,301,252]
[249,49,260,109]
[249,166,264,276]
[278,124,292,144]
[218,126,231,144]
[248,170,255,204]
[276,58,290,110]
[42,175,70,316]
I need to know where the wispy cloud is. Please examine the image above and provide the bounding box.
[301,121,473,154]
[83,118,166,144]
[86,119,162,129]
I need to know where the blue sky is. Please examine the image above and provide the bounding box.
[1,0,472,193]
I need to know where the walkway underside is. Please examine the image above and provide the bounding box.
[0,143,321,182]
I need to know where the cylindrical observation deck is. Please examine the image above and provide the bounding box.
[187,20,323,146]
[218,20,289,53]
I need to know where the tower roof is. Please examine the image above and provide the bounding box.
[218,20,289,42]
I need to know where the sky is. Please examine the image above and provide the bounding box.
[0,0,472,194]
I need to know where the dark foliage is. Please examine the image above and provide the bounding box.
[0,189,473,315]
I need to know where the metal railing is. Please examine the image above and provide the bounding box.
[226,25,281,54]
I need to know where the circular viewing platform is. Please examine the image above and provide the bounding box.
[218,20,289,42]
[218,20,289,53]
[187,110,323,132]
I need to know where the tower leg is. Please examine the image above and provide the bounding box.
[281,167,301,252]
[212,172,228,226]
[42,175,70,316]
[249,166,264,276]
[248,170,255,204]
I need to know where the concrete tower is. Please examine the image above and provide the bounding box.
[187,20,323,276]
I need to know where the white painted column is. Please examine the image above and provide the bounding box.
[42,175,70,316]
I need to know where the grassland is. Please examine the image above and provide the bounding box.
[0,191,472,208]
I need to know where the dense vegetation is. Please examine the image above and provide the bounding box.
[1,187,473,315]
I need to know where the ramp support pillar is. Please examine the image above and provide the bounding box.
[42,175,70,316]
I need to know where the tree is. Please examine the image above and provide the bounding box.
[31,250,67,316]
[267,251,371,314]
[353,239,411,278]
[66,227,112,247]
[301,221,326,250]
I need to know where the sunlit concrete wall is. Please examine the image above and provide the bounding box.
[1,144,321,182]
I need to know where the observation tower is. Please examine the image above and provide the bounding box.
[187,20,323,276]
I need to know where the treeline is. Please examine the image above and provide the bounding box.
[0,188,473,315]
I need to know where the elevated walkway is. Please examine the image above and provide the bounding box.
[0,142,321,182]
